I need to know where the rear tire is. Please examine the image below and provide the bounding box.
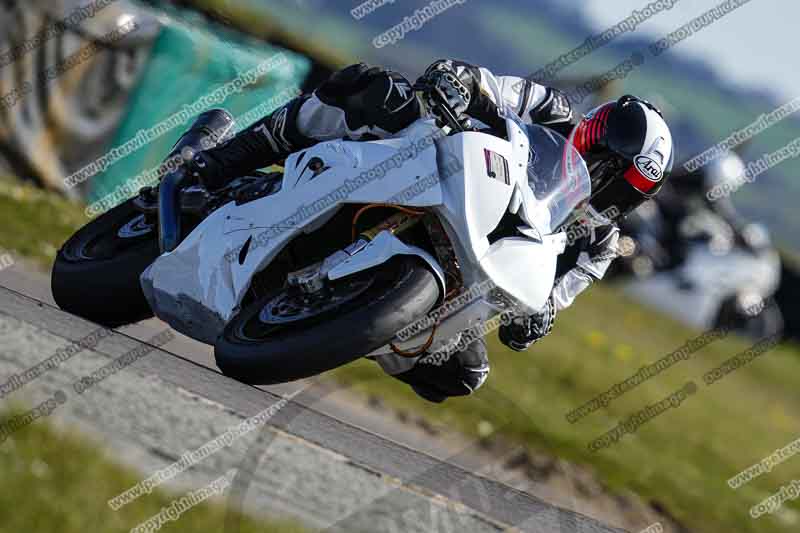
[215,256,440,384]
[52,199,159,327]
[715,295,784,339]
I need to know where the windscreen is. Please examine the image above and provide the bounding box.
[524,124,592,233]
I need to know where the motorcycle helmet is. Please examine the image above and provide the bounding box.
[569,95,674,218]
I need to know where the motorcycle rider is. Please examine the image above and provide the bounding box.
[654,152,770,263]
[187,60,674,402]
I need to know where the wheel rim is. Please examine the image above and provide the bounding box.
[67,213,155,262]
[117,214,154,239]
[238,277,375,341]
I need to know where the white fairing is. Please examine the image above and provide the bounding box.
[480,234,566,313]
[141,117,580,345]
[142,120,443,342]
[326,230,445,289]
[433,131,516,268]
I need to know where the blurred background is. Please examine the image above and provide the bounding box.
[1,1,799,532]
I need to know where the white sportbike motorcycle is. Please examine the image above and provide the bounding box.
[52,95,591,384]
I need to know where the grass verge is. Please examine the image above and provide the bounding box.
[0,179,88,267]
[0,409,307,533]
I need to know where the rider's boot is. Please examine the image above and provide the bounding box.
[186,63,421,190]
[186,96,311,190]
[391,338,491,403]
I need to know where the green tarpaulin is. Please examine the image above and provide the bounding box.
[89,6,310,203]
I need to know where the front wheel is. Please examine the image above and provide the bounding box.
[214,256,440,384]
[52,199,159,327]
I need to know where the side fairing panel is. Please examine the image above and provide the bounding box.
[141,123,446,337]
[434,132,516,266]
[479,234,565,312]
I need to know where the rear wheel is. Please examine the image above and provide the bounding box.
[215,256,440,384]
[715,294,784,339]
[52,199,159,327]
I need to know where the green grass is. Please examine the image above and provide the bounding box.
[0,178,88,267]
[0,409,307,533]
[2,176,799,531]
[332,284,800,533]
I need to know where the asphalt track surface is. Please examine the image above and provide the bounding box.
[0,262,626,532]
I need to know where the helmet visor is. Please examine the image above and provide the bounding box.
[589,160,659,217]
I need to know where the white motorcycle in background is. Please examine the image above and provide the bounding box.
[52,94,591,384]
[618,198,783,338]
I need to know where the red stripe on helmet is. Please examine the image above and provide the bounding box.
[623,164,658,193]
[575,104,612,156]
[596,106,610,139]
[589,117,599,146]
[575,123,588,154]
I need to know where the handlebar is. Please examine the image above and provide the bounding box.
[413,83,474,134]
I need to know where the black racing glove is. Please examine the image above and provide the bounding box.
[184,149,228,190]
[415,62,472,127]
[499,297,556,352]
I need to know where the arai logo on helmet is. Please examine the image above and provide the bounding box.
[634,155,662,182]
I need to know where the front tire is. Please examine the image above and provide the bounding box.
[52,199,159,327]
[215,257,440,384]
